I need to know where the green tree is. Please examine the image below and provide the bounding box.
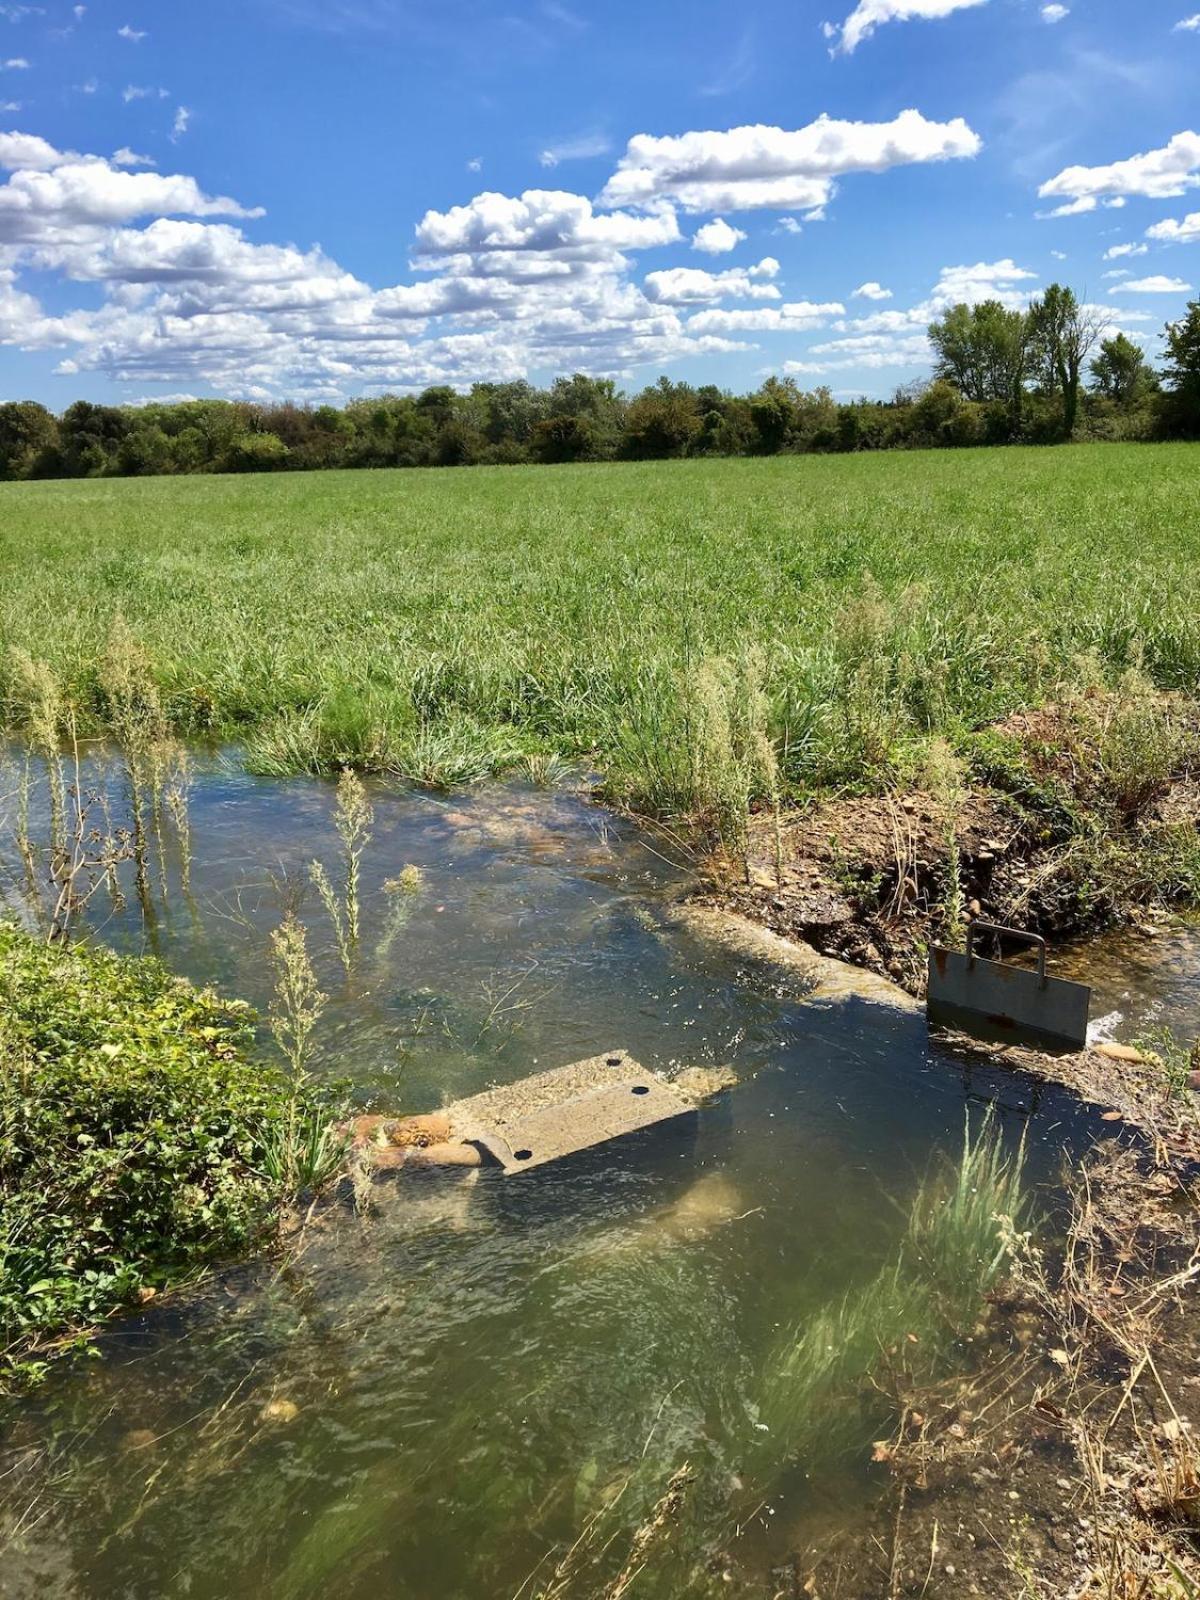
[1027,284,1103,437]
[0,400,58,480]
[1161,300,1200,436]
[59,401,131,476]
[749,377,800,453]
[928,300,1029,416]
[1089,333,1155,409]
[547,374,626,458]
[622,377,702,459]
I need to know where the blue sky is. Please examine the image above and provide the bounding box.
[0,0,1197,405]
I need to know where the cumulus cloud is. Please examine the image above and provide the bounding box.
[112,146,155,168]
[1111,274,1193,292]
[1039,131,1200,214]
[0,160,262,247]
[785,331,931,374]
[643,258,780,304]
[825,0,986,56]
[1103,242,1148,260]
[692,217,746,254]
[599,110,982,214]
[687,300,843,333]
[0,131,67,170]
[0,132,760,398]
[2,55,29,68]
[852,280,892,299]
[1174,13,1200,28]
[1041,4,1069,21]
[1147,211,1200,243]
[122,84,168,102]
[116,23,145,41]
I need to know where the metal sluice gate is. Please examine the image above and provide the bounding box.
[927,921,1092,1052]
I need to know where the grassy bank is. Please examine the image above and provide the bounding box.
[1,444,1199,815]
[0,924,342,1386]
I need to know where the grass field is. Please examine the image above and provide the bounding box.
[2,443,1198,816]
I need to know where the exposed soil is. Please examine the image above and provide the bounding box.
[705,696,1200,1002]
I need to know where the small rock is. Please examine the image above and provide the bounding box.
[968,899,982,917]
[1094,1042,1145,1064]
[135,1285,158,1305]
[122,1428,158,1451]
[260,1398,300,1424]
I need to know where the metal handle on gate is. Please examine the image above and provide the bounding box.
[966,922,1047,986]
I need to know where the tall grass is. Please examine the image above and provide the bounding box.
[2,447,1199,823]
[752,1116,1027,1471]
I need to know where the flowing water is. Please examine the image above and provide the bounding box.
[0,753,1116,1598]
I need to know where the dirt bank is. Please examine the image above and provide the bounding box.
[703,691,1200,1003]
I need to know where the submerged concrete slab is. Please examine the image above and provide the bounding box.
[447,1051,697,1176]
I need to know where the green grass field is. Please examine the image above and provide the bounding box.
[2,443,1198,813]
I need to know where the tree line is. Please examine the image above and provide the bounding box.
[1,288,1198,482]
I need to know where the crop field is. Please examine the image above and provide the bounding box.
[1,442,1198,812]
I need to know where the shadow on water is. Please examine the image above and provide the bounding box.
[0,750,1112,1599]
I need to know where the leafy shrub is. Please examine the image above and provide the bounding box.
[0,923,340,1383]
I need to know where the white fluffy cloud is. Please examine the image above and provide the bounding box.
[1040,4,1069,21]
[825,0,986,56]
[1147,211,1200,243]
[691,217,746,254]
[1103,242,1148,260]
[1174,13,1200,29]
[0,133,762,397]
[0,159,262,247]
[599,110,981,214]
[1111,274,1193,293]
[0,117,1016,400]
[786,331,932,374]
[413,188,681,265]
[1039,132,1200,215]
[643,258,779,304]
[687,300,843,333]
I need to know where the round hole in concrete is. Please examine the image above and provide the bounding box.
[514,1148,533,1161]
[631,1086,650,1096]
[606,1056,622,1067]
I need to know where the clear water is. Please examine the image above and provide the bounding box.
[1052,923,1200,1048]
[0,755,1102,1598]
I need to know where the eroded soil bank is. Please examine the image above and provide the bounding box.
[706,690,1200,1007]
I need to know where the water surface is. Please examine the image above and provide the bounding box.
[0,754,1103,1598]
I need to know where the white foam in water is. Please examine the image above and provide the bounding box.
[1087,1010,1123,1044]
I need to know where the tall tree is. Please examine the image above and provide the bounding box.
[928,300,1029,409]
[1089,333,1156,409]
[0,400,58,480]
[1027,284,1103,437]
[1161,300,1200,435]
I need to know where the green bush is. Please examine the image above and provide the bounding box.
[0,924,339,1383]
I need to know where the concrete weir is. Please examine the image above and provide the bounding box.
[660,903,919,1012]
[450,1051,697,1174]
